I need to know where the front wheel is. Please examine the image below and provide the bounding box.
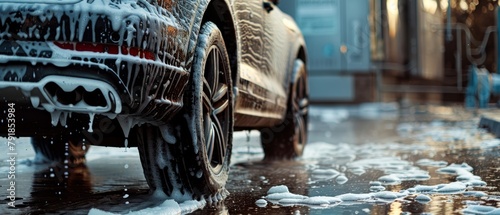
[260,59,309,160]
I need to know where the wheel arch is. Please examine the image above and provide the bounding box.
[201,0,239,88]
[289,43,308,87]
[297,45,307,67]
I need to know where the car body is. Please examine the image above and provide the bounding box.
[0,0,308,199]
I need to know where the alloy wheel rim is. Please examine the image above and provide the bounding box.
[201,45,230,174]
[294,74,308,151]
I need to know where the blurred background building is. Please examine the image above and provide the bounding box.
[280,0,499,105]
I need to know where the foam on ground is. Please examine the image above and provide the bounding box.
[88,199,206,215]
[462,205,500,215]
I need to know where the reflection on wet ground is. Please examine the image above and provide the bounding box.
[1,104,500,214]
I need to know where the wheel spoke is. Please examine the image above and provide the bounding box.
[293,94,301,112]
[299,98,309,115]
[298,77,305,99]
[205,117,215,162]
[214,99,229,115]
[211,48,220,95]
[203,78,212,97]
[301,106,309,115]
[295,114,306,144]
[213,83,228,103]
[299,97,309,108]
[202,92,213,111]
[212,116,226,163]
[293,74,308,146]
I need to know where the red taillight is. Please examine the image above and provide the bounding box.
[54,42,155,60]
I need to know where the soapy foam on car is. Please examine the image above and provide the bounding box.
[0,0,189,142]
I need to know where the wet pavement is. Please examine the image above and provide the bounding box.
[1,104,500,214]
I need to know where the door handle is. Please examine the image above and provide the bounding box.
[263,2,273,13]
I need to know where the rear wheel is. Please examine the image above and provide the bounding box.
[135,21,233,200]
[260,59,309,160]
[179,21,233,198]
[134,124,188,199]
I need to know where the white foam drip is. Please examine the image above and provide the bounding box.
[50,110,62,126]
[88,113,95,132]
[116,116,145,149]
[60,111,69,127]
[0,65,26,81]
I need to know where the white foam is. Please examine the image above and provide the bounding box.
[437,163,474,174]
[466,180,487,187]
[371,191,400,200]
[267,185,289,194]
[335,175,348,184]
[457,175,482,182]
[311,169,340,181]
[378,175,401,185]
[255,199,267,207]
[335,193,372,202]
[300,197,330,206]
[463,191,488,197]
[369,185,386,192]
[88,198,205,215]
[414,185,439,193]
[414,195,432,203]
[436,182,466,194]
[462,205,500,215]
[265,120,495,212]
[435,163,487,188]
[266,192,307,201]
[416,159,448,167]
[265,186,343,208]
[88,113,95,132]
[480,139,500,149]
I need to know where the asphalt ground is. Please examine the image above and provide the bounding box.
[1,104,499,214]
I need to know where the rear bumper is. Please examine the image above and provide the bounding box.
[0,40,188,117]
[0,41,188,130]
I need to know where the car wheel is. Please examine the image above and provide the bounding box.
[135,21,233,200]
[135,124,188,198]
[31,134,89,166]
[179,21,233,198]
[260,59,308,160]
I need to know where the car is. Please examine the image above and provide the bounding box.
[0,0,308,200]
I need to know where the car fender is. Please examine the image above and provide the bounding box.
[183,0,240,105]
[283,15,307,91]
[184,0,239,71]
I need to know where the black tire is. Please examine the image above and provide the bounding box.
[260,59,309,160]
[179,21,233,198]
[135,21,233,200]
[31,134,89,166]
[134,124,188,199]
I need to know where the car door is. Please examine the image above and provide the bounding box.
[261,0,290,116]
[233,0,291,128]
[233,0,267,127]
[233,0,263,73]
